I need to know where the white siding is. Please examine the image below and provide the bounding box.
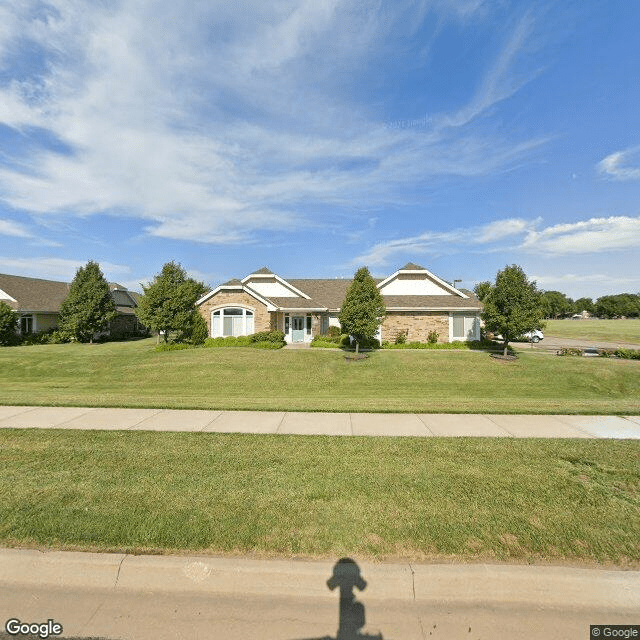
[244,279,300,297]
[379,275,452,296]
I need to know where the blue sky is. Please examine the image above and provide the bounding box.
[0,0,639,299]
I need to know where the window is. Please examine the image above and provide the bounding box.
[284,314,290,334]
[212,308,254,337]
[306,315,312,334]
[20,315,33,334]
[452,314,479,340]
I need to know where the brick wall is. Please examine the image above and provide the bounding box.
[381,311,449,343]
[198,291,271,336]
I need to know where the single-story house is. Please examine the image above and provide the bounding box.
[0,273,143,339]
[196,263,483,344]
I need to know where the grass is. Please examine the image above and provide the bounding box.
[1,429,638,566]
[544,319,640,344]
[1,338,639,413]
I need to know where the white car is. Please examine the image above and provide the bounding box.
[494,330,544,343]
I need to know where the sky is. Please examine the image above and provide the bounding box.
[0,0,639,299]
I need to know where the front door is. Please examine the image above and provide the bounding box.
[292,316,305,342]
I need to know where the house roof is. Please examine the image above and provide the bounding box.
[252,267,274,275]
[199,271,483,312]
[400,262,426,270]
[0,273,69,312]
[0,273,140,315]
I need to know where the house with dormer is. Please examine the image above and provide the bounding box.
[196,263,482,344]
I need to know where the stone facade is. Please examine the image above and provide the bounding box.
[380,311,449,343]
[197,291,271,336]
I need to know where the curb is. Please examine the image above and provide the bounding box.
[1,549,639,612]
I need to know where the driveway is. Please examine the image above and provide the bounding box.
[514,335,640,352]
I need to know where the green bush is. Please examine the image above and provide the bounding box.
[613,348,640,360]
[0,302,18,346]
[394,330,407,345]
[189,313,209,345]
[155,342,195,352]
[382,340,477,350]
[557,347,583,357]
[427,330,439,344]
[250,330,286,344]
[339,334,351,348]
[204,336,252,348]
[325,325,342,341]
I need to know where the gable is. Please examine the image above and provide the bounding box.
[243,276,302,298]
[379,273,453,296]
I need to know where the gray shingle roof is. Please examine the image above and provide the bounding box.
[252,267,274,275]
[255,278,483,311]
[400,262,426,270]
[0,273,69,312]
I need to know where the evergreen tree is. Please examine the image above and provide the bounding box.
[0,301,18,346]
[481,265,544,356]
[59,261,117,343]
[338,266,386,353]
[135,262,208,342]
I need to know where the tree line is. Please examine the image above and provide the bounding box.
[474,282,640,319]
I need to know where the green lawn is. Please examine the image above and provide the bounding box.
[1,430,638,566]
[544,319,640,344]
[1,338,639,413]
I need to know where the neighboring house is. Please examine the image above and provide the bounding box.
[196,263,483,344]
[0,273,143,339]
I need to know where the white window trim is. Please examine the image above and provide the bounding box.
[210,306,255,338]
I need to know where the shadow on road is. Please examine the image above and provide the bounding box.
[291,557,384,640]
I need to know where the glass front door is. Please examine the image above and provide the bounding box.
[292,316,305,342]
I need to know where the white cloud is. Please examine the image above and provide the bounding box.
[597,146,640,181]
[522,216,640,254]
[0,0,547,244]
[0,256,130,282]
[354,215,640,267]
[0,219,33,238]
[353,217,534,266]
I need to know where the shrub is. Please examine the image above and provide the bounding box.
[310,339,340,348]
[189,313,209,346]
[204,336,252,348]
[613,348,640,360]
[250,330,286,344]
[0,302,18,346]
[427,330,439,344]
[557,347,583,357]
[325,325,342,341]
[394,330,407,345]
[155,342,194,352]
[339,334,351,348]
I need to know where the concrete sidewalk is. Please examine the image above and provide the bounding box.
[1,548,638,639]
[0,405,639,437]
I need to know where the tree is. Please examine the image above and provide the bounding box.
[0,301,18,346]
[595,293,640,318]
[540,290,574,319]
[481,265,544,356]
[338,266,386,354]
[58,261,117,343]
[135,262,208,343]
[574,297,594,315]
[473,281,492,302]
